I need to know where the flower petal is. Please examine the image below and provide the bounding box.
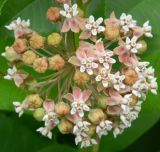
[73,87,82,100]
[82,90,91,102]
[63,93,74,102]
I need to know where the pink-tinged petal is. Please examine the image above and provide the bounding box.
[82,90,91,102]
[108,88,122,104]
[119,86,131,94]
[66,114,82,124]
[107,105,122,115]
[63,93,74,102]
[43,100,55,112]
[79,30,91,39]
[76,49,87,61]
[79,41,94,51]
[61,19,70,33]
[70,18,80,33]
[14,76,23,87]
[73,87,82,100]
[76,16,86,30]
[96,40,104,53]
[114,46,127,55]
[133,27,144,37]
[68,56,81,66]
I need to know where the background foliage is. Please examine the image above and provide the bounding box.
[0,0,160,151]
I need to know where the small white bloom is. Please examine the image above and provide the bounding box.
[108,72,126,91]
[5,17,30,30]
[120,13,136,34]
[13,102,25,117]
[96,120,112,138]
[71,101,90,117]
[80,57,98,75]
[125,36,142,53]
[143,21,153,38]
[4,66,17,80]
[85,15,105,36]
[37,125,53,139]
[113,124,126,138]
[43,112,59,126]
[60,4,78,18]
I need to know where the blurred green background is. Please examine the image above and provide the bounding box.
[0,0,160,151]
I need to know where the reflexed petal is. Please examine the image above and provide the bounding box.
[43,100,55,112]
[61,19,70,32]
[73,87,82,100]
[63,93,74,102]
[68,56,81,66]
[70,18,80,33]
[82,90,91,102]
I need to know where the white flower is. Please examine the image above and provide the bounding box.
[43,112,59,126]
[5,17,30,31]
[80,57,98,75]
[108,72,126,91]
[73,121,97,148]
[4,66,17,80]
[113,124,126,138]
[149,78,158,95]
[96,120,112,138]
[132,80,148,98]
[98,51,116,69]
[126,111,139,121]
[85,15,105,36]
[120,13,136,34]
[37,125,53,139]
[95,68,109,88]
[143,21,153,38]
[120,115,131,127]
[125,36,142,53]
[13,102,25,117]
[71,101,90,117]
[60,4,78,18]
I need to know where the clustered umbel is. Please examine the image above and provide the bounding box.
[2,0,158,148]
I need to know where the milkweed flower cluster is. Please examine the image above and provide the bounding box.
[2,1,158,148]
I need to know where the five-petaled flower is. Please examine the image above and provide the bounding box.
[64,87,91,117]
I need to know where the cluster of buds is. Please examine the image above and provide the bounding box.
[2,1,158,149]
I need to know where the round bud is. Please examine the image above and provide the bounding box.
[88,109,105,125]
[56,0,69,4]
[87,125,96,136]
[22,50,37,64]
[74,70,89,85]
[58,119,73,134]
[47,7,61,22]
[33,108,45,121]
[138,40,147,53]
[49,55,65,71]
[122,68,138,85]
[98,95,107,109]
[27,94,43,109]
[104,18,120,40]
[3,47,20,62]
[55,102,70,116]
[47,33,62,46]
[78,8,84,17]
[29,34,45,49]
[13,39,27,54]
[33,57,48,73]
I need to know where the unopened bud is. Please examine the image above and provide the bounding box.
[49,55,65,71]
[56,0,69,4]
[47,33,62,46]
[74,70,89,85]
[33,57,48,73]
[58,119,73,134]
[27,94,43,109]
[29,34,45,49]
[122,68,138,85]
[3,47,20,61]
[78,8,84,18]
[98,95,107,109]
[55,102,70,116]
[137,40,147,54]
[88,109,106,125]
[47,7,61,22]
[104,12,120,40]
[13,39,27,54]
[33,108,45,121]
[22,50,37,64]
[88,125,96,136]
